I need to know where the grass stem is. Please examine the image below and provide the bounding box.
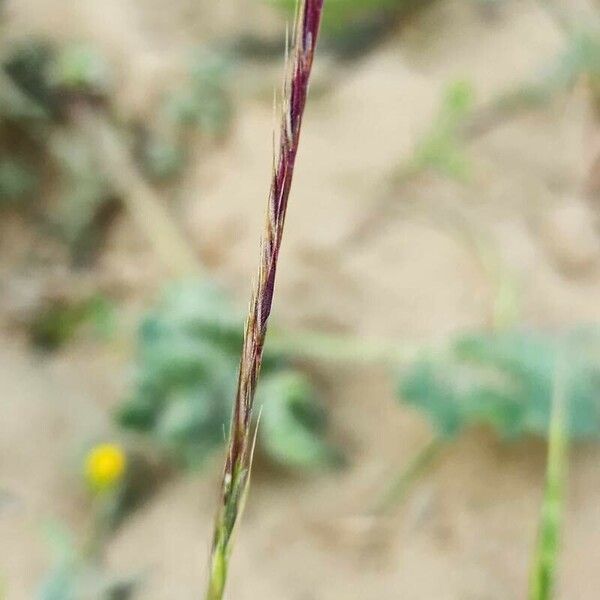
[204,3,325,598]
[528,358,569,600]
[372,436,444,516]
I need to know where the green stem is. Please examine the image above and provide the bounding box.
[528,361,569,600]
[205,530,228,600]
[81,492,115,562]
[372,436,444,516]
[430,206,520,331]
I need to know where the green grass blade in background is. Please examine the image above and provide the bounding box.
[528,359,569,600]
[372,436,444,515]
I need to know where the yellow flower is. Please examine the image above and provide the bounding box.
[85,443,126,491]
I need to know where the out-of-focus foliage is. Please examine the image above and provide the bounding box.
[3,43,57,116]
[398,328,600,440]
[0,158,37,205]
[37,444,161,597]
[409,80,475,182]
[259,371,342,468]
[47,128,116,254]
[0,41,110,249]
[393,26,600,187]
[38,523,136,600]
[0,40,232,256]
[29,295,115,350]
[117,280,339,470]
[48,44,111,95]
[546,26,600,95]
[141,50,232,180]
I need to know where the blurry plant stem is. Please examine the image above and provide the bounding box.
[0,68,49,119]
[431,205,520,331]
[528,357,569,600]
[81,493,114,562]
[371,436,444,516]
[71,106,199,279]
[365,214,519,516]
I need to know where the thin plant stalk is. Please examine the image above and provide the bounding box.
[528,358,569,600]
[204,2,325,599]
[372,436,444,516]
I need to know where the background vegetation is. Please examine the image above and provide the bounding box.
[0,0,599,598]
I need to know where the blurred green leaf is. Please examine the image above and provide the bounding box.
[549,27,600,90]
[398,328,600,440]
[142,137,183,180]
[142,50,232,180]
[258,371,342,469]
[47,128,115,256]
[164,50,232,133]
[3,42,58,114]
[29,295,115,350]
[0,69,49,120]
[48,43,111,94]
[192,56,231,133]
[0,159,37,204]
[117,280,337,470]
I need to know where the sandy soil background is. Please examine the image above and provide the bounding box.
[1,0,600,598]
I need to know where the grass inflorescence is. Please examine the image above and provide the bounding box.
[204,2,325,598]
